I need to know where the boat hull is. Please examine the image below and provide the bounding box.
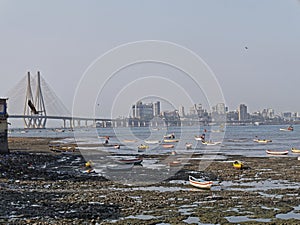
[189,176,213,189]
[291,148,300,153]
[266,150,289,155]
[233,160,243,169]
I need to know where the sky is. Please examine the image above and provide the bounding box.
[1,0,300,119]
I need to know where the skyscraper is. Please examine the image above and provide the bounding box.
[238,104,248,121]
[153,101,161,117]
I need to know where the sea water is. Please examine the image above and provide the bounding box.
[8,124,300,158]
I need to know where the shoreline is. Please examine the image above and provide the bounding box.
[1,137,300,224]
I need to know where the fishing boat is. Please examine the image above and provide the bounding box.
[123,139,137,143]
[114,144,120,149]
[49,144,76,153]
[253,139,272,144]
[145,140,160,144]
[233,160,244,169]
[266,150,289,155]
[164,133,175,139]
[106,164,134,171]
[194,136,203,141]
[168,160,182,167]
[189,175,213,189]
[162,144,175,149]
[186,143,192,149]
[138,144,149,151]
[280,126,293,131]
[202,141,221,146]
[291,148,300,153]
[163,139,179,143]
[118,157,143,165]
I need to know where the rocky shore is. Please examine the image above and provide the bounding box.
[0,137,299,224]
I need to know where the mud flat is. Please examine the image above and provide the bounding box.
[0,137,299,224]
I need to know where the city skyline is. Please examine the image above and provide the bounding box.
[1,1,300,117]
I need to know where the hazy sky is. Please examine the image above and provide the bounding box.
[1,0,300,118]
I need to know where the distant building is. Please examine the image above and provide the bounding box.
[238,104,248,121]
[227,110,239,121]
[132,101,154,121]
[153,101,160,117]
[261,108,275,119]
[212,103,226,115]
[178,105,185,118]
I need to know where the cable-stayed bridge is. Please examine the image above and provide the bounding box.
[6,71,119,129]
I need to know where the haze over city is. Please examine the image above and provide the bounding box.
[1,0,300,118]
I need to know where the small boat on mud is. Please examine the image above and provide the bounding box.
[118,157,143,165]
[291,148,300,153]
[233,160,244,169]
[266,150,289,155]
[49,144,76,153]
[189,175,213,189]
[106,164,134,171]
[168,160,182,167]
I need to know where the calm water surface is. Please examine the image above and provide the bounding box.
[9,124,300,158]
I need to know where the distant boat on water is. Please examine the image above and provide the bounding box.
[266,150,289,155]
[279,125,293,131]
[253,139,272,144]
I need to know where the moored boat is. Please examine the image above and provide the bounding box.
[189,175,213,189]
[123,139,137,143]
[164,133,175,139]
[253,139,272,144]
[114,144,120,149]
[138,144,149,150]
[162,144,174,149]
[233,160,244,169]
[163,139,179,143]
[106,164,134,171]
[118,157,143,165]
[186,143,192,149]
[280,125,293,131]
[168,160,182,167]
[202,141,221,146]
[145,140,160,144]
[291,148,300,153]
[266,150,289,155]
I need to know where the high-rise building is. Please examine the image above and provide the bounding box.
[132,101,155,121]
[153,101,161,117]
[212,103,226,114]
[178,105,185,117]
[238,104,248,121]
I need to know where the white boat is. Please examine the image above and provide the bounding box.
[164,133,175,139]
[279,126,293,131]
[266,150,289,155]
[195,136,203,141]
[202,141,221,146]
[189,175,213,189]
[253,139,272,144]
[145,140,160,144]
[186,143,192,149]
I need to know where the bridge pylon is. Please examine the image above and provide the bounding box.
[23,71,47,128]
